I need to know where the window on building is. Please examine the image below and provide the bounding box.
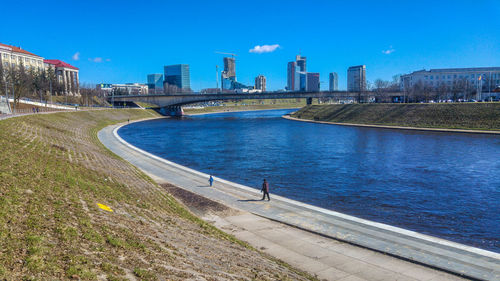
[448,75,451,79]
[471,74,475,78]
[454,75,457,78]
[424,75,428,79]
[430,75,433,79]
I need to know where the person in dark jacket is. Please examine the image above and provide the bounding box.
[209,175,214,187]
[261,179,270,201]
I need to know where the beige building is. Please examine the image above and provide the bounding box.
[255,74,266,91]
[0,43,44,72]
[44,59,80,96]
[0,42,80,96]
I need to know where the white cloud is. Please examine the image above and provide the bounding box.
[88,57,103,63]
[105,58,111,62]
[72,52,80,61]
[382,46,395,55]
[249,44,280,54]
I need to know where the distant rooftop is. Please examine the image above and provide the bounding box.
[0,42,41,57]
[429,67,500,73]
[409,67,500,75]
[44,59,79,70]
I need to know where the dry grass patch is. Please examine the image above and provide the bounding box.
[0,109,317,280]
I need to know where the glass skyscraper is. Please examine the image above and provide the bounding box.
[347,65,366,92]
[164,64,191,91]
[147,74,164,91]
[329,72,338,91]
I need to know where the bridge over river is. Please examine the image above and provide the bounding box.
[109,91,401,115]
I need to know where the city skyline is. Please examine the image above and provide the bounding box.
[3,0,499,91]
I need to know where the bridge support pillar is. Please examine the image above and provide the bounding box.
[158,106,184,116]
[306,97,313,105]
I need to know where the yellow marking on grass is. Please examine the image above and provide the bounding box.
[97,203,113,212]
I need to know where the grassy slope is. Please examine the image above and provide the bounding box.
[0,109,316,280]
[183,103,303,114]
[292,103,500,130]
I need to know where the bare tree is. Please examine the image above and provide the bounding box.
[436,82,448,101]
[7,63,32,108]
[0,63,6,97]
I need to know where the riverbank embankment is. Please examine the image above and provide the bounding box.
[100,117,500,280]
[183,103,303,115]
[291,103,500,133]
[0,109,316,280]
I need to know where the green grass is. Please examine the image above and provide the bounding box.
[292,103,500,130]
[0,108,318,281]
[184,100,305,114]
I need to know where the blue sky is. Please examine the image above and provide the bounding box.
[2,0,499,90]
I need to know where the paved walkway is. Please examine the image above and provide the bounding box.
[99,121,500,281]
[283,115,500,135]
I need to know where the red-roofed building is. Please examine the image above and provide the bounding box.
[44,59,80,95]
[0,42,80,96]
[0,43,45,72]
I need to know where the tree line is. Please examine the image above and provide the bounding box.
[0,62,106,109]
[368,75,498,103]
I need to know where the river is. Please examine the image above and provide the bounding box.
[118,109,500,253]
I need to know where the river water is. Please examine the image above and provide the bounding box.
[118,109,500,253]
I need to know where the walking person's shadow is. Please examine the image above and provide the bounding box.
[237,199,262,202]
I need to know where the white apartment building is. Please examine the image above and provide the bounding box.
[400,67,500,94]
[97,83,148,95]
[255,74,266,91]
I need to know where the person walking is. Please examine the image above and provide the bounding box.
[209,175,214,187]
[261,179,270,201]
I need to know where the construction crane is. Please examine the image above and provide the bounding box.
[215,51,237,58]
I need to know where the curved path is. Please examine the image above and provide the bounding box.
[283,115,500,135]
[99,119,500,281]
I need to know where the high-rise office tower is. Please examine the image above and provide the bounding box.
[306,72,320,92]
[329,72,338,91]
[287,55,309,91]
[164,64,190,90]
[255,75,266,91]
[347,65,366,92]
[296,55,306,72]
[220,57,250,91]
[223,57,236,78]
[287,61,298,91]
[147,74,164,92]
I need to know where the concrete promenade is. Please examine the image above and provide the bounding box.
[99,121,500,281]
[283,115,500,135]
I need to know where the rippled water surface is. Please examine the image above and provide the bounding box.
[119,109,500,252]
